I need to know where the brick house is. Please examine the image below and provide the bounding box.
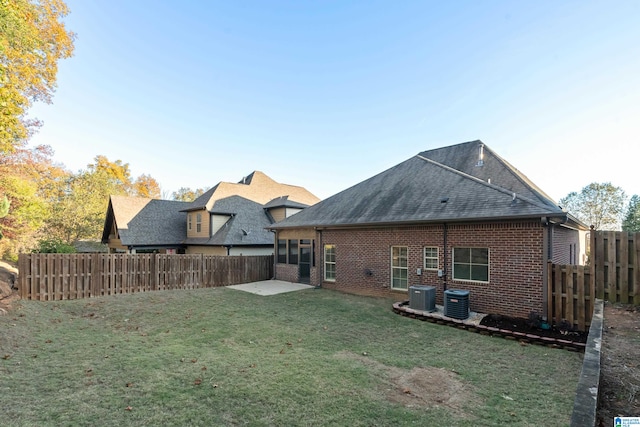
[101,171,320,255]
[268,141,587,319]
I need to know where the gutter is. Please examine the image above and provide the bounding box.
[268,212,569,231]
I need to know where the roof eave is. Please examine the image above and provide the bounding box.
[267,212,567,231]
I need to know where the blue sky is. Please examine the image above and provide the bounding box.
[29,1,640,202]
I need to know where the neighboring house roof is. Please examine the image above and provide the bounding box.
[102,196,189,247]
[183,196,274,247]
[181,171,320,212]
[270,140,586,229]
[263,196,310,209]
[73,240,108,253]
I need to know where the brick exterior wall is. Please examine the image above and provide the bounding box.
[275,221,552,319]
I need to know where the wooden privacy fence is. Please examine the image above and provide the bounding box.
[547,262,593,332]
[548,230,640,331]
[18,253,274,301]
[591,230,640,304]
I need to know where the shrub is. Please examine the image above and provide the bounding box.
[34,238,77,254]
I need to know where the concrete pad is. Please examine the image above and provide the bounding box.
[226,280,314,296]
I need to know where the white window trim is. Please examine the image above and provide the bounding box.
[390,246,408,290]
[423,246,438,270]
[452,247,490,284]
[324,244,336,282]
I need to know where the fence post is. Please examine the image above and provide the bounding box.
[152,253,158,291]
[635,233,640,305]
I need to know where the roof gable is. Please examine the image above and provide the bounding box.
[419,140,558,209]
[102,195,189,247]
[271,141,569,229]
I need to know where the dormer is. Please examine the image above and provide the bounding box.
[263,196,310,223]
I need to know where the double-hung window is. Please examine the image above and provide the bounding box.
[196,213,202,233]
[453,247,489,282]
[424,247,438,270]
[324,244,336,281]
[391,246,408,290]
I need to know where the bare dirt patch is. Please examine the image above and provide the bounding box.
[597,302,640,424]
[335,351,479,416]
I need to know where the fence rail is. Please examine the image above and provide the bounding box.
[18,253,274,301]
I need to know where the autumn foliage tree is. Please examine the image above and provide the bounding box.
[0,145,66,257]
[133,174,161,198]
[172,187,205,202]
[0,0,75,152]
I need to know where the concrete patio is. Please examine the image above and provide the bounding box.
[226,280,314,296]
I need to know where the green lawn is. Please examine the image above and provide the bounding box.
[1,287,582,426]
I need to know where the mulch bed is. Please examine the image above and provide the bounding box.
[393,301,588,352]
[479,314,588,344]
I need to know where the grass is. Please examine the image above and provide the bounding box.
[1,287,583,426]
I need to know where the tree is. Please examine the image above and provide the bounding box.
[560,182,627,230]
[0,196,9,239]
[132,174,161,198]
[0,0,75,152]
[45,170,115,243]
[87,155,132,195]
[0,144,63,257]
[622,195,640,232]
[172,187,205,202]
[34,237,76,253]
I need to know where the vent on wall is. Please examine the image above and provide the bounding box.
[409,285,436,312]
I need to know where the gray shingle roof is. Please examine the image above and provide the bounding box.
[270,141,572,229]
[263,196,310,209]
[103,196,188,247]
[183,196,274,247]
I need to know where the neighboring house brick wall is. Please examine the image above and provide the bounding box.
[302,221,545,318]
[551,225,580,265]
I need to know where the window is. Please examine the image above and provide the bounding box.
[424,247,438,270]
[288,240,298,265]
[277,240,287,264]
[453,247,489,282]
[391,246,408,290]
[188,214,192,231]
[196,213,202,233]
[324,244,336,281]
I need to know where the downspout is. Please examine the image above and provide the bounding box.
[443,223,448,292]
[315,228,323,289]
[271,230,277,280]
[542,217,550,319]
